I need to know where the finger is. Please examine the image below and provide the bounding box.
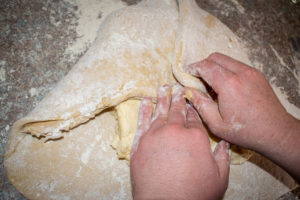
[168,84,187,126]
[131,97,153,157]
[150,85,172,131]
[184,59,235,93]
[137,97,153,134]
[184,87,228,135]
[213,140,230,185]
[207,52,249,74]
[186,104,203,130]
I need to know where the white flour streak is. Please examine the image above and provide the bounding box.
[80,134,101,165]
[271,84,300,119]
[0,66,6,82]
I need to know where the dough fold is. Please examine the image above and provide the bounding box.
[5,0,252,199]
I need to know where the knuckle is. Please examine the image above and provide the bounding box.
[226,76,241,88]
[165,123,184,133]
[201,59,215,68]
[189,127,205,135]
[208,123,225,136]
[209,125,220,134]
[208,52,221,59]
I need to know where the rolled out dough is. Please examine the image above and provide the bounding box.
[5,0,254,199]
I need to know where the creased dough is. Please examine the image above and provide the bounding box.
[5,0,252,199]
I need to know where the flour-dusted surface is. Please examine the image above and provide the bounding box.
[0,0,130,199]
[64,0,127,57]
[5,111,132,200]
[4,0,179,199]
[1,0,300,200]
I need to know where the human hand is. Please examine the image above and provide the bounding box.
[184,53,300,182]
[130,85,230,200]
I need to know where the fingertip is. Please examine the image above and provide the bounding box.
[214,140,230,156]
[171,83,185,103]
[138,97,153,126]
[154,84,172,116]
[140,97,153,111]
[150,85,172,129]
[168,84,187,126]
[184,88,212,111]
[160,84,172,96]
[207,52,224,61]
[142,96,153,102]
[183,62,200,77]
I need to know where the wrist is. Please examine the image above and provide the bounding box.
[250,112,296,153]
[253,113,300,180]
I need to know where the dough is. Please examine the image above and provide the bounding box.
[111,99,141,160]
[113,99,251,164]
[5,0,252,199]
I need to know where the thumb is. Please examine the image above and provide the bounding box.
[214,140,230,185]
[184,87,227,135]
[130,97,153,158]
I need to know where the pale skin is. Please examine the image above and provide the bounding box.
[130,85,230,200]
[130,53,300,199]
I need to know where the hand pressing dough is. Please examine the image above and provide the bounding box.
[5,0,253,199]
[113,99,251,164]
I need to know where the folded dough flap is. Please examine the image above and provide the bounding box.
[7,0,178,146]
[172,0,252,91]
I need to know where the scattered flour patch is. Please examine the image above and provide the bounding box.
[81,146,93,165]
[50,194,70,200]
[29,88,38,97]
[37,181,56,192]
[270,45,288,67]
[0,66,6,82]
[270,45,299,84]
[230,0,245,13]
[80,137,99,164]
[64,0,127,56]
[231,122,244,132]
[230,115,244,132]
[271,83,300,119]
